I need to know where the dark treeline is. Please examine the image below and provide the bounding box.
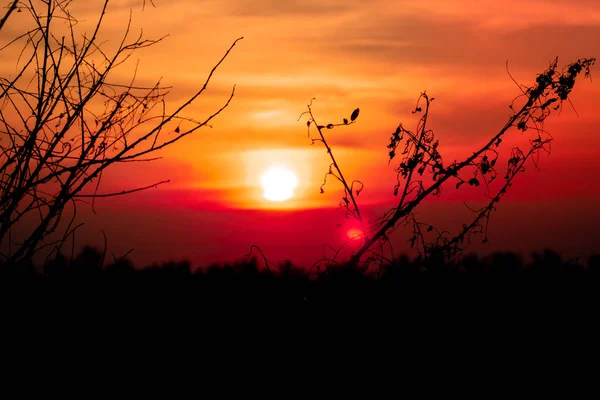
[2,245,599,281]
[2,246,599,279]
[2,247,600,315]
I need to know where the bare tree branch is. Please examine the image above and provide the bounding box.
[0,1,242,262]
[0,0,18,32]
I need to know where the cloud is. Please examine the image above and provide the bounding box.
[225,0,363,17]
[317,15,600,71]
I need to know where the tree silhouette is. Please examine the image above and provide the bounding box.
[0,1,242,262]
[303,57,595,270]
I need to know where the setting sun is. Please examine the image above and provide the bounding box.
[260,166,298,202]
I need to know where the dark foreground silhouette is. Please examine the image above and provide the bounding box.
[2,246,598,276]
[2,247,599,303]
[2,248,600,342]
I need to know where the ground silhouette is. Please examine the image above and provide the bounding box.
[2,246,599,307]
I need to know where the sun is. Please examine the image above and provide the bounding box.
[260,166,298,202]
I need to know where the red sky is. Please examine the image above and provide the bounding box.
[2,0,599,267]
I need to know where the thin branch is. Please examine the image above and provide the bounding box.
[74,179,170,198]
[0,0,18,32]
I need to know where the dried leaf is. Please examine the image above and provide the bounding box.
[468,178,480,187]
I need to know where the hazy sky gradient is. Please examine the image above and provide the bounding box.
[2,0,598,266]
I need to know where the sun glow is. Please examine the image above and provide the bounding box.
[260,166,298,202]
[347,228,364,240]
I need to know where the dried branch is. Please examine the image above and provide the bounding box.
[0,0,242,261]
[301,101,366,234]
[0,0,18,32]
[302,58,595,269]
[348,57,595,266]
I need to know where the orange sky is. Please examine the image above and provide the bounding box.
[1,0,599,266]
